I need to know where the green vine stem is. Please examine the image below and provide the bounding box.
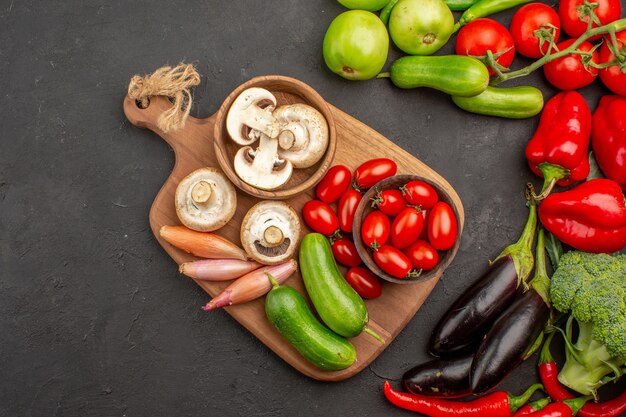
[491,17,626,85]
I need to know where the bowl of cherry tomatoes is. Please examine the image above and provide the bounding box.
[352,174,462,284]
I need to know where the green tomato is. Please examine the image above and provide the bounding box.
[338,0,391,11]
[323,10,389,80]
[389,0,454,55]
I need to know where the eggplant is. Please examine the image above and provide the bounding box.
[470,229,551,394]
[402,353,474,398]
[429,201,537,356]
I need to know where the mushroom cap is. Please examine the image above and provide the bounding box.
[274,103,329,168]
[240,201,300,265]
[226,87,280,146]
[175,167,237,232]
[232,134,293,191]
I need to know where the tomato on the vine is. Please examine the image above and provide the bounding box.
[332,238,362,267]
[361,210,390,248]
[455,18,515,76]
[543,39,599,90]
[391,207,424,249]
[599,30,626,96]
[345,266,382,299]
[428,202,458,251]
[558,0,621,39]
[405,240,439,271]
[338,189,362,233]
[373,189,407,217]
[510,3,561,58]
[354,158,397,190]
[401,180,439,209]
[302,200,339,236]
[373,245,413,279]
[316,165,352,204]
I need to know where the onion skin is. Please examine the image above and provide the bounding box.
[202,259,298,310]
[160,225,248,260]
[179,259,262,281]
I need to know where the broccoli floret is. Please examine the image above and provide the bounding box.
[549,251,626,398]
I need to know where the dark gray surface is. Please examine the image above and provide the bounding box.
[1,1,623,416]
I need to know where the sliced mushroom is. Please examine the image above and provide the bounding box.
[240,201,300,265]
[226,87,280,146]
[175,167,237,232]
[233,133,293,190]
[274,103,329,168]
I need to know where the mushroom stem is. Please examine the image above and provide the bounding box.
[263,225,285,247]
[278,130,295,150]
[191,180,213,204]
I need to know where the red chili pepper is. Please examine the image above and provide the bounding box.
[591,95,626,191]
[383,381,542,417]
[525,91,591,199]
[539,332,626,417]
[523,397,589,417]
[513,398,551,416]
[538,178,626,253]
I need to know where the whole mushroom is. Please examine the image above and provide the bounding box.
[175,167,237,232]
[240,201,300,265]
[274,103,329,168]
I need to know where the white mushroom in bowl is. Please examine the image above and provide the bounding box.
[240,201,300,265]
[175,167,237,232]
[226,87,280,146]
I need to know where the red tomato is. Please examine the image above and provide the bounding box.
[599,30,626,96]
[428,202,458,251]
[391,207,424,249]
[373,189,407,216]
[316,165,352,204]
[345,267,382,299]
[361,210,390,248]
[354,158,398,190]
[373,245,413,279]
[401,180,439,209]
[543,39,598,90]
[510,3,561,58]
[405,240,439,271]
[455,18,515,76]
[559,0,621,39]
[302,200,339,236]
[419,209,429,240]
[331,238,362,267]
[338,189,362,233]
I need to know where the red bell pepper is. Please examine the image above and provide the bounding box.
[538,178,626,253]
[525,91,591,200]
[591,95,626,191]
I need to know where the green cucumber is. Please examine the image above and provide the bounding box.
[380,55,490,97]
[300,233,381,341]
[444,0,479,11]
[451,85,544,119]
[265,274,356,371]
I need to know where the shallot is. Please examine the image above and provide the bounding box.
[179,259,262,281]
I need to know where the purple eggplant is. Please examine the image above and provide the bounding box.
[429,200,537,356]
[402,353,474,398]
[470,229,551,395]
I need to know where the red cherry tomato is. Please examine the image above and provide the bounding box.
[345,267,382,299]
[338,189,362,233]
[543,39,598,90]
[401,180,439,209]
[599,30,626,96]
[373,189,407,217]
[354,158,398,190]
[558,0,621,39]
[331,238,362,267]
[510,3,561,58]
[316,165,352,204]
[455,18,515,76]
[361,210,390,248]
[419,209,430,240]
[405,240,439,271]
[391,207,424,249]
[373,245,413,279]
[302,200,339,236]
[428,202,458,251]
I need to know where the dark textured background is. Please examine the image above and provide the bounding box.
[1,0,624,416]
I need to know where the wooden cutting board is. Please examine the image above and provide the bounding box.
[123,75,464,381]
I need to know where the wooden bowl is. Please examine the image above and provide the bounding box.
[353,175,463,284]
[213,75,337,200]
